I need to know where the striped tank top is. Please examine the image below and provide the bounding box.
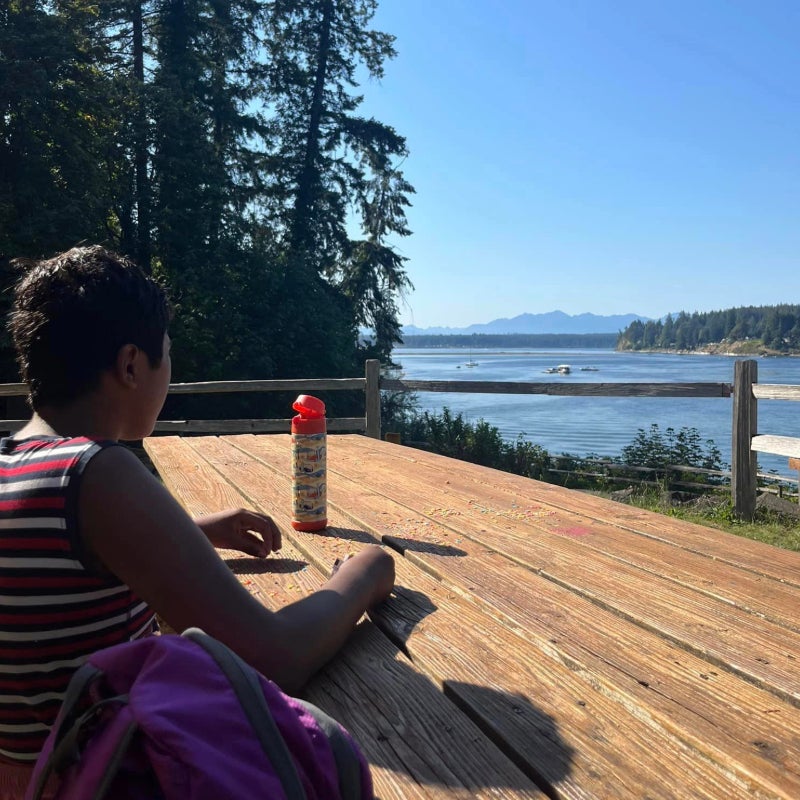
[0,436,156,763]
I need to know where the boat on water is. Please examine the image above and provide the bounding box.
[543,364,571,375]
[580,366,599,372]
[464,360,479,367]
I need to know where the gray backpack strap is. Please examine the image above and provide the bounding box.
[29,664,136,800]
[28,663,104,799]
[295,699,363,800]
[181,628,307,800]
[90,719,140,800]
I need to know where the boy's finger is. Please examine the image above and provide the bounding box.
[240,530,269,557]
[240,510,282,551]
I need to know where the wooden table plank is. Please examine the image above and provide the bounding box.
[338,439,800,629]
[332,441,800,633]
[323,437,800,705]
[238,433,800,800]
[346,436,800,587]
[144,437,544,800]
[192,434,779,800]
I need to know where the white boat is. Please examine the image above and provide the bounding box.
[556,364,571,374]
[464,360,479,367]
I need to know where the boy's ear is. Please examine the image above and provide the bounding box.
[114,343,142,387]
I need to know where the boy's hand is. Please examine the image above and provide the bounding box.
[330,546,395,607]
[194,509,282,558]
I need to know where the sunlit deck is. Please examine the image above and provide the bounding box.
[145,433,800,800]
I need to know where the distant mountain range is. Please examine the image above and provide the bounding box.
[402,311,651,336]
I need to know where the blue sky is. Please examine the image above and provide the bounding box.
[356,0,800,328]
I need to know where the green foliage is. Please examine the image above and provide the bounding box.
[401,333,617,349]
[382,403,550,480]
[620,423,725,472]
[627,491,800,552]
[618,306,800,352]
[261,0,414,362]
[0,0,414,389]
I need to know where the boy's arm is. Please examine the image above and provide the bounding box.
[78,446,394,694]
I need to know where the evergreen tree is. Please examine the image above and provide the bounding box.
[0,1,116,259]
[0,0,415,385]
[260,0,414,363]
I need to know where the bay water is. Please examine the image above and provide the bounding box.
[391,348,800,478]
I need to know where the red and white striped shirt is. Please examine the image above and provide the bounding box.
[0,436,156,763]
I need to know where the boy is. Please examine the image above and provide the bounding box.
[0,246,394,787]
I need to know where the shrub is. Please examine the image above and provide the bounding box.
[381,403,550,479]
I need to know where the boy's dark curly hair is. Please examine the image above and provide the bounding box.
[9,245,171,410]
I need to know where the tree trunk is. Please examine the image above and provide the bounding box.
[132,0,151,271]
[289,0,333,258]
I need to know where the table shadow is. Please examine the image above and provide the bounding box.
[332,650,574,796]
[368,585,437,648]
[223,556,307,575]
[445,680,575,793]
[382,534,467,558]
[312,525,378,547]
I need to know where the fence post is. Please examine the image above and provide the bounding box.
[732,359,758,520]
[364,359,381,439]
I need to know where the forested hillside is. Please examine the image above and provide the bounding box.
[0,1,413,385]
[618,306,800,353]
[401,333,617,349]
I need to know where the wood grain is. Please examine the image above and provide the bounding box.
[239,434,800,798]
[144,436,543,800]
[381,379,733,398]
[341,434,800,586]
[752,434,800,459]
[318,436,800,705]
[179,435,783,799]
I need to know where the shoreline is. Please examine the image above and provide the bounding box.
[617,341,800,358]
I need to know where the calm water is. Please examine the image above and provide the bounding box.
[391,348,800,477]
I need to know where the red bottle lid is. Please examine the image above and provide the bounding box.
[291,395,326,435]
[292,395,325,418]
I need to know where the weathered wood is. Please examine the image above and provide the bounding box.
[341,433,800,586]
[166,377,366,394]
[292,438,800,798]
[325,437,800,687]
[151,417,365,434]
[0,384,27,397]
[753,383,800,401]
[732,360,758,520]
[144,436,542,799]
[751,434,800,459]
[182,435,768,800]
[146,433,800,799]
[364,359,381,439]
[0,420,26,432]
[381,378,733,397]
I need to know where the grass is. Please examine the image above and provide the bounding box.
[607,488,800,551]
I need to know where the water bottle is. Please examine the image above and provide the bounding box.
[291,394,327,531]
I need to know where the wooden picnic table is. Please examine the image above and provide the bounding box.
[144,433,800,800]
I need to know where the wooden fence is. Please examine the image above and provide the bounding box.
[732,359,800,520]
[1,357,796,520]
[0,361,382,438]
[385,359,800,520]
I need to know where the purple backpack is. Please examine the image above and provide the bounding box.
[25,629,373,800]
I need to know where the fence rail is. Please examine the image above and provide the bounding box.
[0,361,382,438]
[1,358,795,520]
[382,378,732,398]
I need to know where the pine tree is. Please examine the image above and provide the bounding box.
[260,0,414,362]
